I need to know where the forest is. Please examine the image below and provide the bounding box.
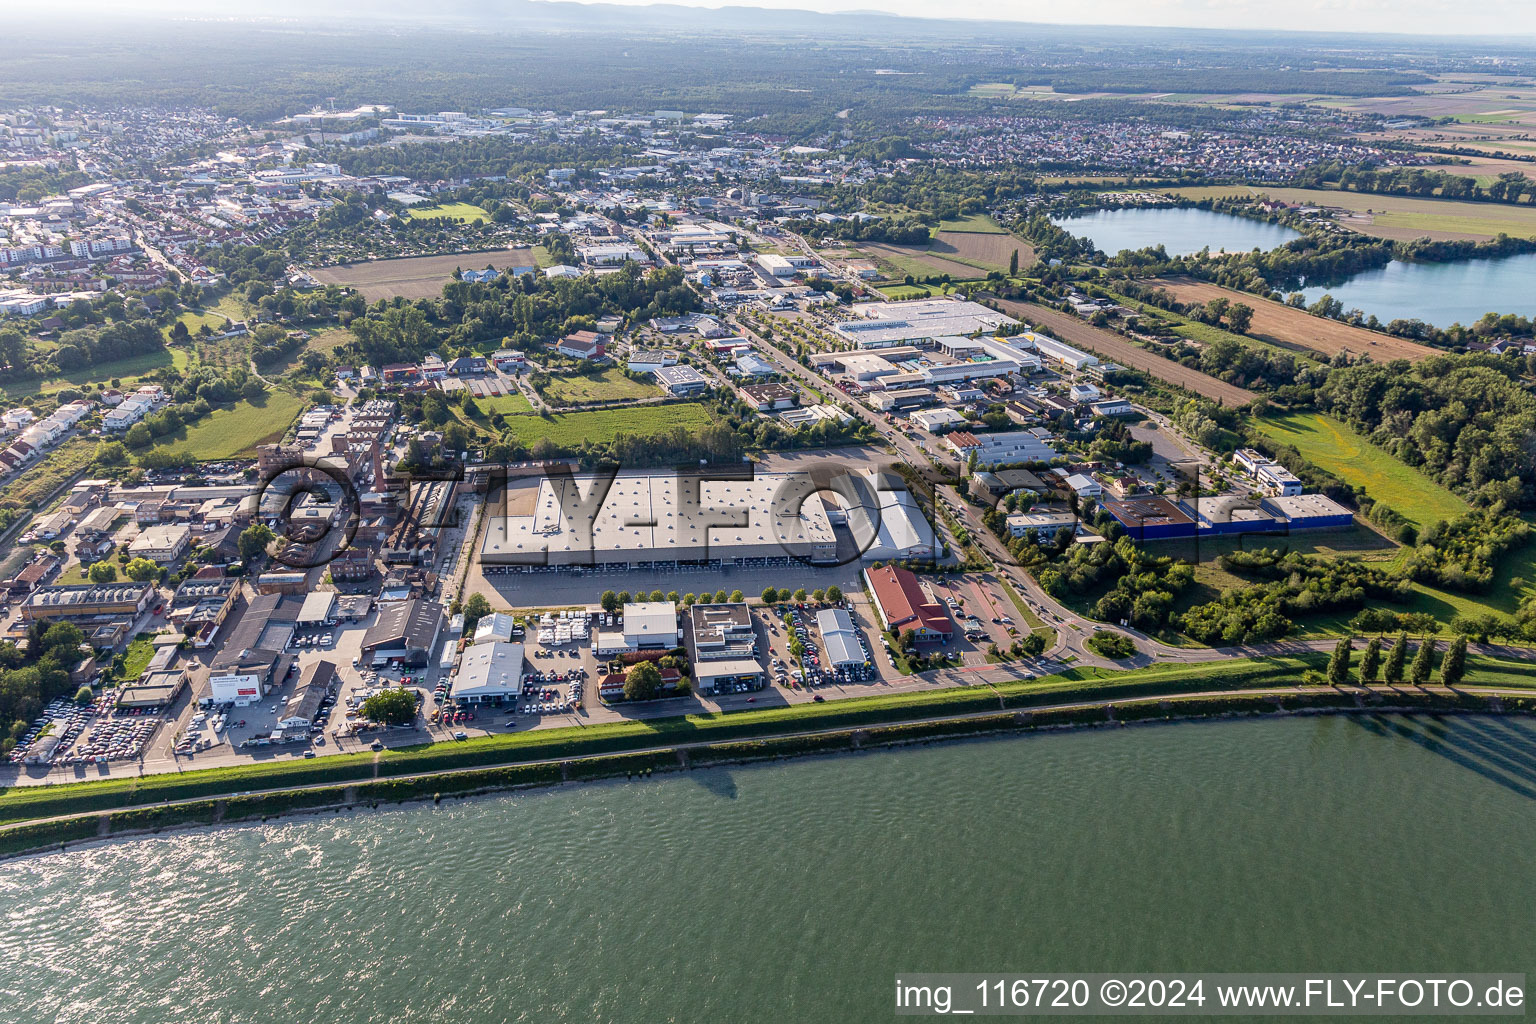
[1315,356,1536,507]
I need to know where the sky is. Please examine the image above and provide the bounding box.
[28,0,1536,38]
[555,0,1536,37]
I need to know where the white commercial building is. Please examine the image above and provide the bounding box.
[128,524,191,562]
[910,408,967,433]
[817,608,866,669]
[1021,331,1098,371]
[622,601,679,650]
[832,298,1019,349]
[450,641,525,704]
[472,612,518,645]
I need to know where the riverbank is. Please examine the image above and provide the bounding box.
[4,667,1534,862]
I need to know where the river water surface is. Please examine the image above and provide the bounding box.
[3,715,1534,1023]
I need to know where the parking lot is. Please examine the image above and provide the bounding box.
[929,573,1027,663]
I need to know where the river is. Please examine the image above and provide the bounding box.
[3,715,1534,1023]
[1053,207,1300,256]
[1299,252,1536,327]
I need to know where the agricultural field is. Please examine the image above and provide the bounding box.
[536,368,659,405]
[933,230,1034,274]
[1161,185,1536,241]
[501,403,710,447]
[936,213,1007,233]
[862,242,988,282]
[139,390,306,462]
[1144,278,1438,363]
[404,202,490,223]
[1252,410,1468,529]
[309,248,543,302]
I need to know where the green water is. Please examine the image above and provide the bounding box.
[3,715,1534,1023]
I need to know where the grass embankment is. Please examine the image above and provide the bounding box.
[500,404,710,447]
[6,655,1536,858]
[0,656,1327,827]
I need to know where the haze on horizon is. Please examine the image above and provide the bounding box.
[24,0,1536,39]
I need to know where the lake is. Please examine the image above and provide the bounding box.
[1052,207,1300,256]
[1299,252,1536,327]
[4,715,1535,1023]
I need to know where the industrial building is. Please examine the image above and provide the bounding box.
[206,593,296,705]
[1260,494,1355,529]
[450,641,525,705]
[1006,511,1081,538]
[945,430,1060,467]
[1021,331,1098,371]
[653,364,710,396]
[23,582,155,622]
[361,598,445,667]
[910,408,967,433]
[278,661,338,729]
[472,612,519,645]
[1102,492,1353,541]
[816,608,866,668]
[832,298,1019,348]
[482,470,901,569]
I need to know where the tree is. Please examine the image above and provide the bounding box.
[1359,636,1381,684]
[461,593,492,631]
[1226,302,1254,333]
[87,561,118,584]
[1326,636,1353,686]
[1410,638,1436,685]
[1019,632,1046,657]
[729,589,743,604]
[761,586,778,604]
[124,558,159,582]
[811,589,825,604]
[600,590,619,613]
[1008,249,1019,276]
[361,687,417,725]
[825,585,843,604]
[649,590,665,603]
[713,589,728,604]
[1439,635,1467,686]
[623,661,663,702]
[1383,632,1408,682]
[793,588,808,603]
[238,523,275,563]
[618,591,632,604]
[682,593,696,606]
